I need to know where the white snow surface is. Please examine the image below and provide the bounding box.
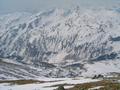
[88,86,104,90]
[82,59,120,77]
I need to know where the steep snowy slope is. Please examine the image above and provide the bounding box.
[0,12,31,37]
[0,8,120,79]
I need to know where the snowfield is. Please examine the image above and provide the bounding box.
[82,59,120,77]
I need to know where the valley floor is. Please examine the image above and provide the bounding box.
[0,76,120,90]
[0,77,99,90]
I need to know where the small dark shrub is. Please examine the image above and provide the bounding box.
[56,85,65,90]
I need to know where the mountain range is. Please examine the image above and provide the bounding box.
[0,8,120,79]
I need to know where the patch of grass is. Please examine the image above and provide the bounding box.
[67,80,120,90]
[99,83,120,90]
[0,79,44,85]
[46,83,74,88]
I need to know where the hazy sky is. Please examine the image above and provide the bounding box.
[0,0,120,14]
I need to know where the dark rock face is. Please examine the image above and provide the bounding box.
[110,36,120,42]
[93,52,118,61]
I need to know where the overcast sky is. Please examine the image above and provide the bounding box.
[0,0,120,14]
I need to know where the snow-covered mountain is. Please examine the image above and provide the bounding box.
[0,8,120,79]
